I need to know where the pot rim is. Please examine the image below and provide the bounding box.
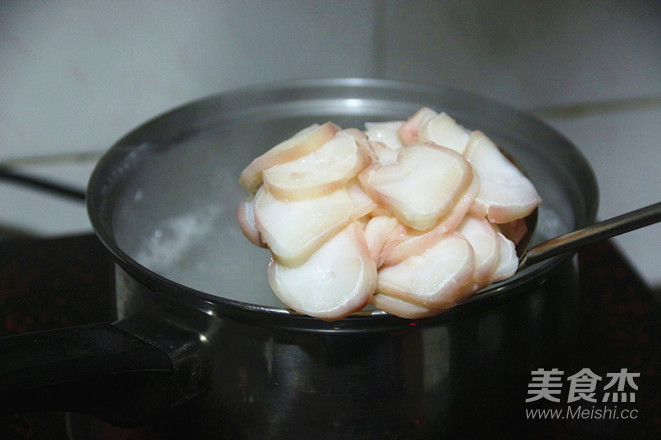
[87,77,599,330]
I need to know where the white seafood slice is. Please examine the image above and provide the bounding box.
[465,131,542,224]
[359,143,473,231]
[418,112,471,154]
[489,230,519,283]
[239,122,339,192]
[498,217,528,246]
[363,216,400,264]
[376,232,475,309]
[379,174,480,267]
[268,222,377,321]
[254,186,353,266]
[262,129,371,201]
[235,197,264,247]
[346,178,378,220]
[364,120,405,159]
[370,293,437,319]
[365,141,401,165]
[398,107,437,145]
[457,216,500,284]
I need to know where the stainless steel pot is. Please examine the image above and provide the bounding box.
[0,78,598,439]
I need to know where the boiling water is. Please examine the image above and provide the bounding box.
[112,127,289,308]
[131,203,282,307]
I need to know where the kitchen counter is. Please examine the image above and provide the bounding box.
[0,234,659,439]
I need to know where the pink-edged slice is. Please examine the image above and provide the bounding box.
[239,122,339,192]
[370,293,437,319]
[378,174,480,267]
[268,222,377,321]
[262,129,371,201]
[418,112,471,154]
[398,107,437,145]
[490,230,519,283]
[235,197,264,248]
[359,143,473,231]
[364,120,405,152]
[376,231,475,309]
[363,215,400,264]
[254,186,353,266]
[457,215,501,284]
[465,131,542,224]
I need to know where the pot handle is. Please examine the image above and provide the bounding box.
[0,312,212,427]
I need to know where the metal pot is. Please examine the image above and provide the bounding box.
[0,78,598,439]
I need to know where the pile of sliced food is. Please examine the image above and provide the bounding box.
[236,107,542,320]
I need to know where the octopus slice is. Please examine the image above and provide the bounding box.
[370,293,438,319]
[262,129,371,201]
[235,197,264,248]
[268,222,377,321]
[465,131,542,224]
[254,186,353,267]
[364,120,405,163]
[363,216,400,264]
[378,174,480,267]
[457,215,501,284]
[418,112,471,154]
[239,122,339,192]
[398,107,437,145]
[375,231,475,310]
[490,230,519,283]
[359,143,473,231]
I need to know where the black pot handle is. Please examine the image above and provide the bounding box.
[0,312,212,427]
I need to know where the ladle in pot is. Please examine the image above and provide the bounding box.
[518,201,661,268]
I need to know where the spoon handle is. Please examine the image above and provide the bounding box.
[524,201,661,265]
